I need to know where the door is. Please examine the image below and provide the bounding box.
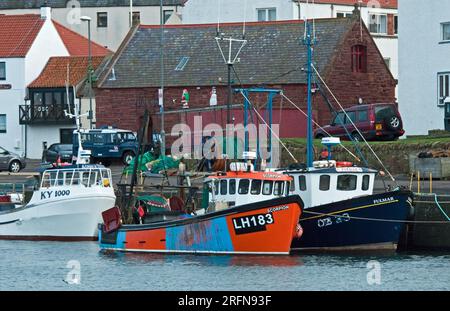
[0,146,9,170]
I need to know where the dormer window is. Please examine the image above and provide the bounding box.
[351,45,367,73]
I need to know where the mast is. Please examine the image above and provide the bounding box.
[304,20,314,168]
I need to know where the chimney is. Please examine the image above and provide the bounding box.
[40,1,52,20]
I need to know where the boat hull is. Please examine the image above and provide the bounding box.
[291,191,413,251]
[0,194,116,241]
[100,196,303,255]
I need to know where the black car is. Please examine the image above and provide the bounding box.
[42,144,73,163]
[0,146,27,173]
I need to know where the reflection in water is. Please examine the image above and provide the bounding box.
[99,250,304,267]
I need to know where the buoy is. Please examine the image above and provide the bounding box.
[295,224,303,239]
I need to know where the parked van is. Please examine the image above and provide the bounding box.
[73,128,139,166]
[314,103,405,141]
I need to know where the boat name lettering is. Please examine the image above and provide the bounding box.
[336,167,363,173]
[232,213,274,235]
[267,205,289,213]
[373,197,394,204]
[317,213,350,228]
[40,190,71,200]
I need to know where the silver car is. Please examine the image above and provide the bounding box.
[0,146,26,173]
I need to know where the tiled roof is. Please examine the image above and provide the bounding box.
[29,56,106,88]
[0,0,186,9]
[297,0,397,9]
[0,14,45,58]
[53,22,111,57]
[98,18,355,88]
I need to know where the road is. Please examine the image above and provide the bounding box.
[1,160,449,195]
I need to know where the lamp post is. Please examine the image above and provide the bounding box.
[80,16,93,129]
[160,0,166,156]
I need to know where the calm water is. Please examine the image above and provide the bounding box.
[0,241,449,291]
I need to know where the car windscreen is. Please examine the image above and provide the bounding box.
[375,106,396,122]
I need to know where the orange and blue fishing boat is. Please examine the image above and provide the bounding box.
[99,169,303,255]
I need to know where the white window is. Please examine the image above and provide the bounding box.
[336,12,353,18]
[369,14,387,34]
[0,62,5,80]
[0,114,5,133]
[442,23,450,41]
[257,8,276,22]
[438,73,450,106]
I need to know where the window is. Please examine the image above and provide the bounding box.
[336,12,352,18]
[362,175,370,191]
[438,73,450,106]
[337,175,357,191]
[0,62,5,80]
[333,112,346,125]
[220,179,227,195]
[238,179,250,194]
[345,111,356,124]
[250,180,262,195]
[262,180,273,195]
[257,8,276,22]
[229,179,236,194]
[175,57,190,71]
[351,45,367,73]
[163,10,173,24]
[369,14,387,34]
[130,12,140,26]
[274,181,284,196]
[97,12,107,27]
[0,115,6,133]
[375,105,396,122]
[442,23,450,41]
[298,175,307,191]
[358,110,368,122]
[319,175,330,191]
[394,15,398,35]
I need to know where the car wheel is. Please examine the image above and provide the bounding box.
[122,151,135,166]
[9,160,21,173]
[385,115,402,131]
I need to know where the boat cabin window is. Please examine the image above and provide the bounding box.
[41,168,111,188]
[319,175,331,191]
[289,178,295,192]
[337,175,357,191]
[251,180,262,195]
[274,181,284,196]
[238,179,250,194]
[298,175,307,191]
[229,179,236,194]
[213,180,219,195]
[220,180,228,195]
[362,175,370,191]
[262,180,273,195]
[286,182,290,195]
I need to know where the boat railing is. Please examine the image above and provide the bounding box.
[40,168,112,189]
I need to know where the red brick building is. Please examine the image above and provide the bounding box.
[95,11,395,142]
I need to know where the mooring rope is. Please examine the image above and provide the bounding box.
[301,210,450,225]
[434,194,450,221]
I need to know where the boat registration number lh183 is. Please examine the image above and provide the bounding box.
[232,213,274,235]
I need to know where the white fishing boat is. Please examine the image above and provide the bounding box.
[0,165,116,240]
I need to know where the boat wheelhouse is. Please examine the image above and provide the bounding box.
[0,164,116,240]
[283,161,377,209]
[204,167,293,210]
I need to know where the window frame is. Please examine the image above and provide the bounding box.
[442,23,450,42]
[351,45,367,73]
[337,175,358,191]
[229,179,236,195]
[220,179,228,195]
[238,179,250,195]
[336,12,353,18]
[368,13,388,35]
[97,12,108,28]
[257,8,277,22]
[0,114,6,133]
[362,175,371,191]
[130,11,141,26]
[319,175,331,191]
[0,62,5,80]
[262,180,273,195]
[298,175,307,191]
[250,179,262,195]
[163,9,174,24]
[438,72,450,106]
[394,15,398,35]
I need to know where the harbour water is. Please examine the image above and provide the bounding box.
[0,241,448,291]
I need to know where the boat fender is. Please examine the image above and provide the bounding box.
[295,224,303,239]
